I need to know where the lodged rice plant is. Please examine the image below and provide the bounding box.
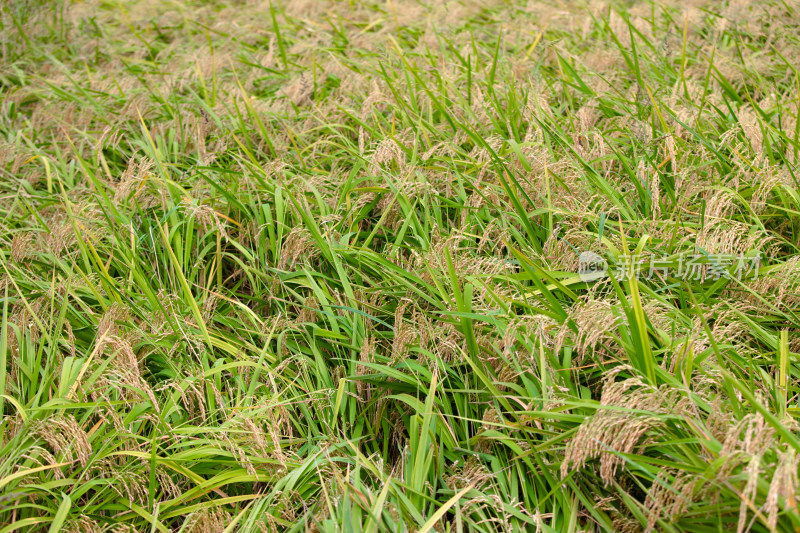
[0,0,799,531]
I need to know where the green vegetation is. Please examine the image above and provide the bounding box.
[1,0,799,530]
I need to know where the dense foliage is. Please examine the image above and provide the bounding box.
[1,0,800,531]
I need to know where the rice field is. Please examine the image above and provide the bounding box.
[1,0,800,531]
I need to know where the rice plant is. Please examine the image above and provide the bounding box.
[0,0,799,531]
